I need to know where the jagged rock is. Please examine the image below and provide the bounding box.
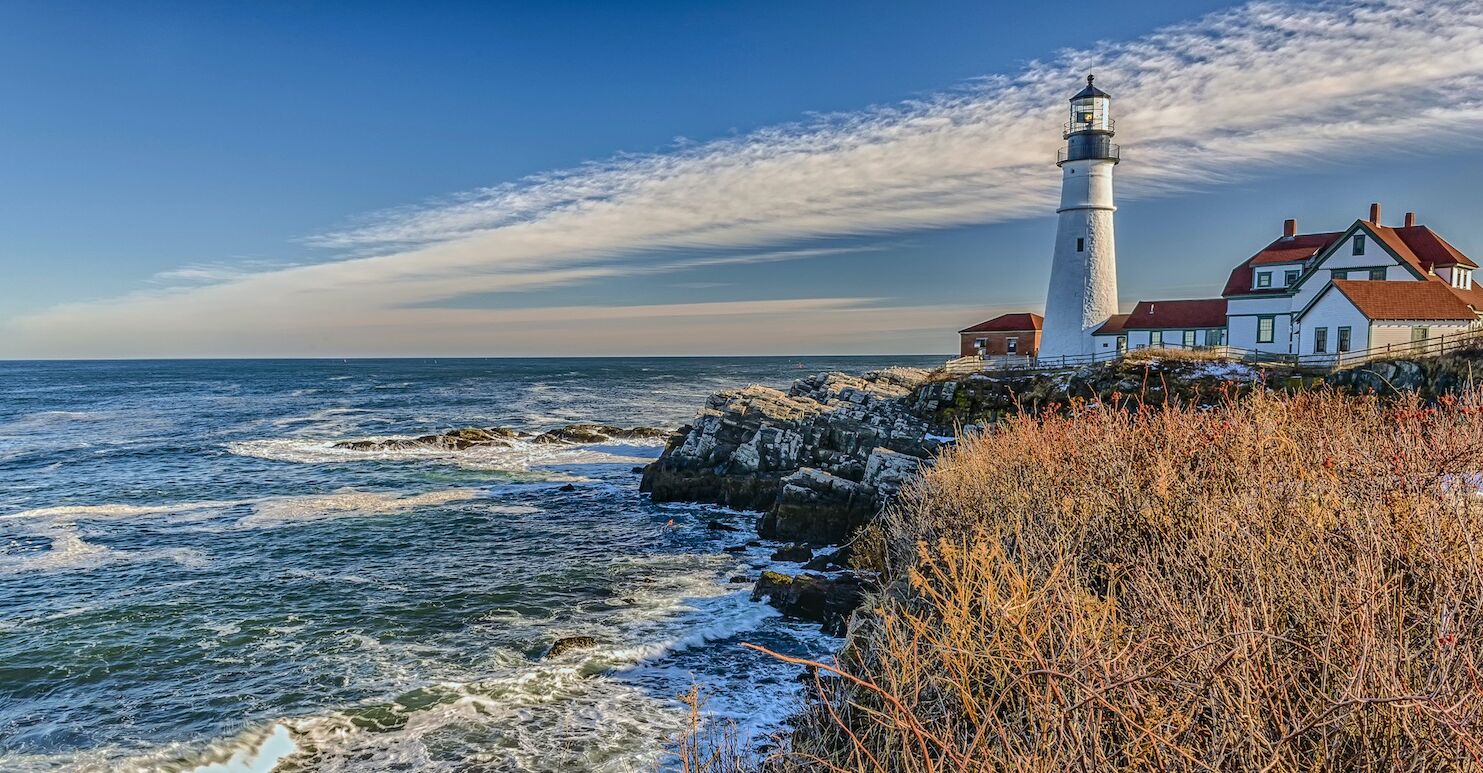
[863,448,924,500]
[558,483,577,492]
[761,468,877,544]
[770,543,813,562]
[641,369,939,543]
[802,546,851,572]
[752,571,870,637]
[544,635,600,658]
[707,520,742,532]
[723,545,747,554]
[534,424,669,444]
[334,426,523,452]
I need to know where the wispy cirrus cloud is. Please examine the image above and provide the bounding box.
[10,0,1483,357]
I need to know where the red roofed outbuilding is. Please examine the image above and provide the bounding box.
[958,313,1042,357]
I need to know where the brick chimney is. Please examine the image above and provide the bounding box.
[1369,202,1381,224]
[1283,218,1297,238]
[1404,211,1417,228]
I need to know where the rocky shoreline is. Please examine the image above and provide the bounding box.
[637,352,1375,633]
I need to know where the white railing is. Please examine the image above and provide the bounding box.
[943,326,1483,375]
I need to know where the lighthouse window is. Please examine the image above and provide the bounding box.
[1352,235,1365,255]
[1257,315,1275,343]
[1076,238,1085,252]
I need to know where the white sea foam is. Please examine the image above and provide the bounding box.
[226,436,659,472]
[235,489,489,528]
[0,525,207,575]
[0,500,237,522]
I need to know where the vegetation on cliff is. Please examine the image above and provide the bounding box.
[685,385,1483,771]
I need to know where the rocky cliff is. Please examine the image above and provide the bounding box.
[640,368,946,545]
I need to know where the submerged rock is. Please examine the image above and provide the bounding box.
[544,635,600,659]
[533,424,669,445]
[334,426,524,452]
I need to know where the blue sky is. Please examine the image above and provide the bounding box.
[3,0,1482,357]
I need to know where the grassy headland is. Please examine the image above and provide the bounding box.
[716,385,1483,771]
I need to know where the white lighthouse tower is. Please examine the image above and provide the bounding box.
[1039,75,1120,359]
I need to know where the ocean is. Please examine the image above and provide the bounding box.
[0,356,941,773]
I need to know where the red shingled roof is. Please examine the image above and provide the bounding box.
[1327,280,1477,321]
[958,312,1042,334]
[1225,220,1480,298]
[1122,299,1228,330]
[1092,313,1130,336]
[1224,232,1343,297]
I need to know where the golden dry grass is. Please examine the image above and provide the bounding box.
[723,388,1483,771]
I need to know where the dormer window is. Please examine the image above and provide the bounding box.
[1454,268,1473,289]
[1352,234,1365,255]
[1256,271,1272,288]
[1284,270,1300,286]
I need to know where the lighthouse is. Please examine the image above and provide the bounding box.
[1039,75,1120,359]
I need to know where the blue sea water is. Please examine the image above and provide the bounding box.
[0,357,941,773]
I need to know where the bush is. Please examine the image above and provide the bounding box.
[768,389,1483,771]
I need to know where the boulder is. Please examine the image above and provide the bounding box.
[770,543,813,563]
[752,571,871,637]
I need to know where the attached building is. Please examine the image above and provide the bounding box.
[958,313,1043,357]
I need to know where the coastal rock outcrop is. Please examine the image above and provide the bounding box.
[544,635,600,659]
[640,368,942,544]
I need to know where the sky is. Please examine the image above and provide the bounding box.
[3,0,1483,358]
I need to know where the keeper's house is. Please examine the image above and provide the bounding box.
[1221,203,1483,358]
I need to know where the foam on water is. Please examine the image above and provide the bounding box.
[226,436,659,472]
[0,525,207,574]
[235,489,489,528]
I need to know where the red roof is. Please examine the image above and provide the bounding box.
[1225,220,1480,298]
[1224,232,1343,297]
[1092,313,1130,336]
[1370,224,1479,273]
[958,312,1043,334]
[1122,299,1228,330]
[1326,280,1477,321]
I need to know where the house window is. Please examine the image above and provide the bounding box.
[1337,326,1352,352]
[1182,330,1196,348]
[1116,335,1128,354]
[1076,237,1085,252]
[974,338,987,351]
[1352,234,1365,255]
[1314,327,1328,354]
[1149,330,1163,347]
[1257,316,1275,343]
[1368,267,1386,280]
[1332,269,1350,280]
[1284,270,1300,286]
[1006,336,1019,354]
[1256,272,1272,288]
[1205,329,1222,347]
[1411,327,1429,342]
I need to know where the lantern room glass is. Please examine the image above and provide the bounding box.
[1069,96,1109,133]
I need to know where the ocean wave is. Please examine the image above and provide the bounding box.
[235,489,491,528]
[225,436,660,472]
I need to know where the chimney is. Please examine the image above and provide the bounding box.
[1404,211,1417,228]
[1369,202,1381,225]
[1283,218,1297,238]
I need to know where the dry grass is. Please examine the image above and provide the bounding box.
[734,388,1483,771]
[1119,346,1234,364]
